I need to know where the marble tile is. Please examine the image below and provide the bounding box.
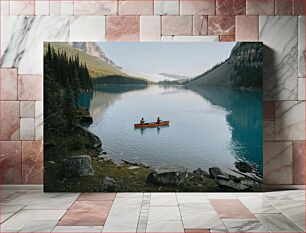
[52,226,104,232]
[115,192,143,198]
[268,200,305,230]
[259,16,298,100]
[293,0,305,15]
[74,1,117,15]
[275,101,305,140]
[78,193,116,201]
[1,16,70,74]
[298,16,305,78]
[0,209,66,232]
[263,121,275,141]
[102,205,141,232]
[256,213,303,232]
[246,0,274,15]
[20,101,35,118]
[119,0,153,15]
[264,190,305,201]
[180,204,219,229]
[106,16,139,41]
[162,16,192,36]
[208,16,235,36]
[58,201,113,226]
[20,220,58,232]
[180,0,215,15]
[263,101,275,120]
[298,78,305,100]
[206,193,236,199]
[293,141,305,184]
[22,141,43,184]
[1,0,10,15]
[193,16,208,36]
[223,219,268,232]
[35,101,43,140]
[70,16,106,41]
[1,204,25,223]
[275,0,293,15]
[140,16,161,41]
[18,75,42,100]
[35,1,50,15]
[154,0,179,15]
[216,0,246,15]
[0,101,20,140]
[61,1,74,16]
[177,193,210,204]
[146,221,184,232]
[184,229,210,233]
[20,118,35,140]
[236,15,258,41]
[161,35,174,41]
[50,1,61,15]
[238,196,279,213]
[8,191,79,210]
[150,193,178,206]
[264,141,293,184]
[219,35,235,41]
[148,206,181,221]
[10,0,35,15]
[173,36,218,42]
[210,199,256,219]
[0,68,18,100]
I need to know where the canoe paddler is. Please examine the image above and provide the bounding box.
[140,118,145,125]
[157,117,161,124]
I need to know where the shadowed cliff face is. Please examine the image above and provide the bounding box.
[186,42,263,88]
[188,86,263,174]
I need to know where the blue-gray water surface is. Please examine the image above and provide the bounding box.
[78,85,263,174]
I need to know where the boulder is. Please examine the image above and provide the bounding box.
[217,179,248,191]
[235,161,254,173]
[100,176,117,191]
[209,167,225,179]
[147,169,187,186]
[193,168,209,176]
[62,155,94,177]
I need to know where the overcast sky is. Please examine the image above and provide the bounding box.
[98,42,236,82]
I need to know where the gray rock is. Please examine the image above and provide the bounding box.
[217,179,248,191]
[235,161,254,173]
[62,155,94,177]
[209,167,225,178]
[147,169,187,186]
[193,168,209,176]
[100,176,117,191]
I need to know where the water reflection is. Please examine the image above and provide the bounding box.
[78,85,263,174]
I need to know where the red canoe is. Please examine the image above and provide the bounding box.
[134,121,170,128]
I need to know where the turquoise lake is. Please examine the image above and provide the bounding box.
[78,85,263,175]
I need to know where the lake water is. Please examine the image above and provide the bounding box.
[78,85,263,174]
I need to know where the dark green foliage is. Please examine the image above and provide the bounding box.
[94,75,149,85]
[44,43,93,120]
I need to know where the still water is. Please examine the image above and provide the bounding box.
[78,85,263,174]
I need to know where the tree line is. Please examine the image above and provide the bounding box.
[44,43,93,126]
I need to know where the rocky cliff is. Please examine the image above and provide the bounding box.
[71,42,121,69]
[186,42,263,88]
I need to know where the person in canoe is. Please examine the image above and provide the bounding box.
[157,117,161,124]
[140,118,145,125]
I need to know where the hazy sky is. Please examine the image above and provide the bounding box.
[98,42,236,81]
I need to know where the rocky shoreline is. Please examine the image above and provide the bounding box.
[45,107,262,192]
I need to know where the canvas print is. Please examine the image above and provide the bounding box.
[44,42,263,192]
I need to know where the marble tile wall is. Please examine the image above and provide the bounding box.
[0,0,305,186]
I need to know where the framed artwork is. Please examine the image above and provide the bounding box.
[44,42,263,192]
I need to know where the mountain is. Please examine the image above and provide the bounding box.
[70,42,120,69]
[159,73,191,80]
[185,42,263,88]
[44,42,149,84]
